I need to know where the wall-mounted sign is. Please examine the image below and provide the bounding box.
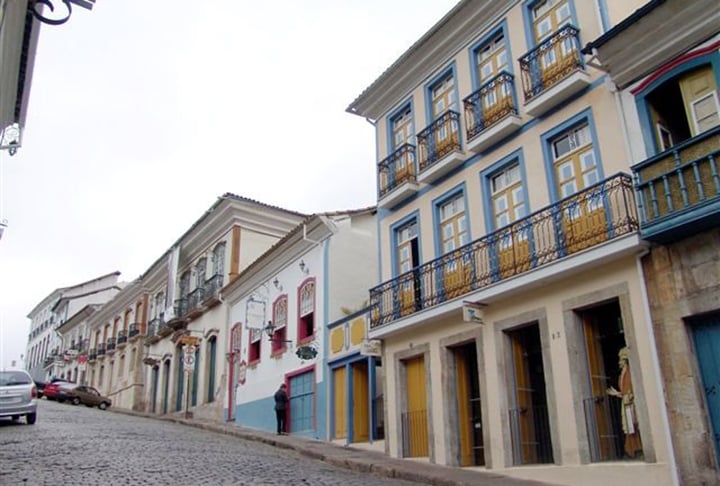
[237,360,247,385]
[462,302,486,325]
[360,339,382,357]
[296,345,318,361]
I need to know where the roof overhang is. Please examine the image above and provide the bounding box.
[583,0,720,89]
[0,0,41,138]
[346,0,515,120]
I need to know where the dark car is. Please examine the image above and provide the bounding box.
[34,381,46,399]
[66,385,112,410]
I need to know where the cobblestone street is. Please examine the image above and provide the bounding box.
[0,400,420,485]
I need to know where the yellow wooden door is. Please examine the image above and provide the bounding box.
[455,348,473,466]
[679,66,720,136]
[392,108,415,185]
[431,74,458,154]
[553,124,606,253]
[583,315,613,460]
[476,33,512,126]
[406,356,429,457]
[397,223,419,316]
[491,164,530,278]
[511,332,537,464]
[353,361,370,442]
[440,196,471,298]
[334,367,347,439]
[532,0,574,85]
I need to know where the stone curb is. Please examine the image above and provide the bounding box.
[110,408,554,486]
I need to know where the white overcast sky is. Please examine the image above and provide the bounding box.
[0,1,459,367]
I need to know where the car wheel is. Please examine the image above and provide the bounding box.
[11,415,20,422]
[26,413,37,425]
[72,397,81,406]
[98,402,108,410]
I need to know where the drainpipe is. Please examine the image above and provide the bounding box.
[635,248,680,486]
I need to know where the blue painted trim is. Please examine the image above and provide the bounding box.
[376,76,608,224]
[479,148,529,234]
[385,98,415,156]
[328,351,364,368]
[468,20,512,91]
[597,0,611,33]
[540,106,605,203]
[522,0,580,48]
[431,182,470,259]
[389,210,422,276]
[634,52,720,156]
[423,61,459,126]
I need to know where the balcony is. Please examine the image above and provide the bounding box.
[97,344,106,357]
[377,144,420,208]
[369,174,639,330]
[203,274,223,308]
[128,322,140,339]
[187,287,205,318]
[117,330,128,348]
[519,25,590,117]
[463,72,522,153]
[106,337,117,354]
[167,298,189,330]
[417,110,464,184]
[144,317,163,345]
[633,126,720,243]
[87,348,97,362]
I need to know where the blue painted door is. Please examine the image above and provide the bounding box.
[289,371,315,433]
[692,313,720,463]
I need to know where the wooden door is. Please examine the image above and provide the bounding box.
[405,356,429,457]
[353,361,370,442]
[431,74,458,154]
[553,124,606,253]
[532,0,574,85]
[511,331,538,464]
[397,223,419,315]
[679,66,720,136]
[334,366,347,439]
[440,195,471,298]
[691,314,720,465]
[491,164,530,277]
[455,348,473,466]
[583,316,614,460]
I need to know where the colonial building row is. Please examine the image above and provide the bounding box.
[34,1,719,486]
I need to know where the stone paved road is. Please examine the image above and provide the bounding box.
[0,400,419,485]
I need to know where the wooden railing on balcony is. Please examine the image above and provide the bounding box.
[519,25,583,102]
[633,126,720,232]
[418,110,461,171]
[464,72,517,139]
[369,174,638,328]
[378,143,417,198]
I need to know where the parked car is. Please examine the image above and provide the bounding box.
[34,380,46,399]
[66,385,112,410]
[43,380,74,402]
[0,369,37,425]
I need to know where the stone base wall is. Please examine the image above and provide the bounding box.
[642,228,720,486]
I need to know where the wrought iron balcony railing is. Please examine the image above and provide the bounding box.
[369,173,638,328]
[106,337,117,351]
[633,126,720,242]
[417,110,461,172]
[128,323,140,338]
[88,348,97,361]
[519,24,583,102]
[378,143,417,198]
[174,298,188,318]
[188,287,205,312]
[204,274,223,301]
[463,72,518,140]
[148,317,163,336]
[117,330,128,345]
[97,343,106,356]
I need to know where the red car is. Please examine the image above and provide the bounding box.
[43,381,73,402]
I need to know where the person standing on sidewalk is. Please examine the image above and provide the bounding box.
[274,383,289,435]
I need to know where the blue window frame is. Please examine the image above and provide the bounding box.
[386,99,415,155]
[469,20,514,91]
[424,62,460,124]
[432,183,471,258]
[480,149,530,233]
[390,211,422,277]
[540,107,604,203]
[522,0,580,49]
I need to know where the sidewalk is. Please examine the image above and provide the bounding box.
[111,408,556,486]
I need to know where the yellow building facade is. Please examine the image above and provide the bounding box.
[348,1,677,485]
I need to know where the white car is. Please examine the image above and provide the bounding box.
[0,369,38,425]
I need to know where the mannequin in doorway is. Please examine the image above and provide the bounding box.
[607,347,643,458]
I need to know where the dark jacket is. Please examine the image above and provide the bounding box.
[274,388,289,411]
